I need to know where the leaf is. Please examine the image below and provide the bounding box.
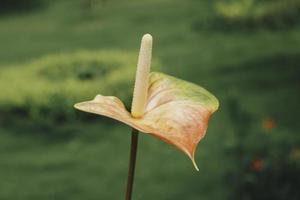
[74,72,219,170]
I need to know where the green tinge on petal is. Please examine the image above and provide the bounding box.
[147,72,219,113]
[74,72,219,170]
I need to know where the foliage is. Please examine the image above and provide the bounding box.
[0,50,160,123]
[226,98,300,200]
[0,0,44,14]
[214,0,300,28]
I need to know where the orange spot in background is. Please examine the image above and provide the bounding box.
[250,159,263,172]
[262,118,275,130]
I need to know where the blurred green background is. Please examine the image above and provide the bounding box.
[0,0,300,199]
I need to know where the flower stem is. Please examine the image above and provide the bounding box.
[125,128,139,200]
[125,33,152,200]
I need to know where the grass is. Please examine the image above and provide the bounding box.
[0,0,299,199]
[0,117,228,200]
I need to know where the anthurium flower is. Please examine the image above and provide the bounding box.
[74,34,219,170]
